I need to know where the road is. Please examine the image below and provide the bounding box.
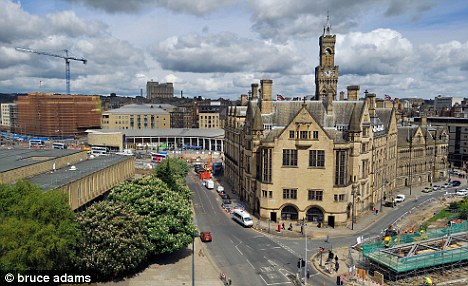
[189,173,335,285]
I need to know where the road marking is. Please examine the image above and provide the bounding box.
[235,244,243,255]
[259,274,292,286]
[246,258,255,269]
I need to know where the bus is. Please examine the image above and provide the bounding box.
[91,146,109,156]
[151,152,168,163]
[29,139,45,148]
[52,142,68,149]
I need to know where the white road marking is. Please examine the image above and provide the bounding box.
[246,258,255,269]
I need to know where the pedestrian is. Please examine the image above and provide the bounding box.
[282,222,285,230]
[325,235,329,243]
[288,223,293,231]
[300,225,304,235]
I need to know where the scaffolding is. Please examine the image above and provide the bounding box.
[16,92,101,138]
[361,222,468,280]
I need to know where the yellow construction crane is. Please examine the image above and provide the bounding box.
[15,47,87,94]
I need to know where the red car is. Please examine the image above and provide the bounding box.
[200,231,212,242]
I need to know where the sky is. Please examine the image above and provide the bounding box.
[1,0,468,100]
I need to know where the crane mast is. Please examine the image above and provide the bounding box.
[15,47,87,95]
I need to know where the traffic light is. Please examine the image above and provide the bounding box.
[302,259,306,267]
[297,258,306,268]
[319,247,324,252]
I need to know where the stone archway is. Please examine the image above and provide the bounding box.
[306,207,324,223]
[281,205,298,221]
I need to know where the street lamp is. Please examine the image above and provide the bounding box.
[192,231,200,286]
[351,181,358,230]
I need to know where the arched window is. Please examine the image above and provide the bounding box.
[306,207,324,223]
[281,205,298,221]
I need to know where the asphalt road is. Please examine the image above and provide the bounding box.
[189,173,333,285]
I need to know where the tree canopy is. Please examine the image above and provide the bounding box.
[0,181,78,271]
[108,175,195,255]
[75,200,150,278]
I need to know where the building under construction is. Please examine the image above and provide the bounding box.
[361,221,468,281]
[16,92,101,138]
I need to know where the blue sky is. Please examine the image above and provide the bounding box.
[1,0,467,100]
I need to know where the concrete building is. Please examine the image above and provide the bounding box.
[0,149,134,210]
[434,95,463,116]
[146,81,174,100]
[87,128,224,152]
[101,104,172,130]
[1,103,17,130]
[223,19,448,227]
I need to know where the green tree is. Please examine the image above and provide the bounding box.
[75,200,149,278]
[109,176,196,255]
[155,158,191,198]
[0,181,79,271]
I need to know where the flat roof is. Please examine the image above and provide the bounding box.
[88,128,224,139]
[103,104,172,115]
[0,149,84,173]
[28,155,132,191]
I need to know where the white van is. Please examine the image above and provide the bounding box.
[231,209,253,227]
[395,194,406,203]
[205,179,214,189]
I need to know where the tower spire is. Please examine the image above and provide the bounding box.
[323,11,332,36]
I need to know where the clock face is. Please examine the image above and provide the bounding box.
[323,70,333,77]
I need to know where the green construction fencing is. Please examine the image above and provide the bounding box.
[362,221,468,255]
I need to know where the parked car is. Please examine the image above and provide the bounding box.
[222,198,232,205]
[200,231,212,242]
[394,194,406,203]
[451,181,461,187]
[422,187,432,193]
[217,185,225,193]
[455,189,468,197]
[221,194,231,200]
[218,191,226,197]
[432,185,441,191]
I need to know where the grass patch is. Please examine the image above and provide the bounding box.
[427,209,458,223]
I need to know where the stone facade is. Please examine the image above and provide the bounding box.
[223,21,448,227]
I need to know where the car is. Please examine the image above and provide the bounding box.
[451,181,461,187]
[218,191,226,197]
[394,194,406,203]
[432,185,441,191]
[217,185,225,193]
[222,198,232,205]
[221,194,231,200]
[455,189,468,197]
[200,231,212,242]
[422,187,432,193]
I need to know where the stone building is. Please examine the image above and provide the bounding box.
[146,81,174,100]
[223,19,447,227]
[101,104,171,130]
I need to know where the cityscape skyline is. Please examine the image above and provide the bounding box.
[1,0,467,99]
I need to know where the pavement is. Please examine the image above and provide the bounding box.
[99,166,466,286]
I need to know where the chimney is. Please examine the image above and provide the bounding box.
[420,114,427,126]
[240,94,247,106]
[260,79,273,114]
[251,83,259,99]
[339,91,345,101]
[347,85,360,101]
[365,90,377,118]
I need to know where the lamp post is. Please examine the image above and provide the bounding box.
[351,182,357,230]
[192,232,200,286]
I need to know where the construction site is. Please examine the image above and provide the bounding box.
[359,221,468,283]
[15,92,102,137]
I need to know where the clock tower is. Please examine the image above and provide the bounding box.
[314,15,339,101]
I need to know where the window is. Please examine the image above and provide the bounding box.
[262,148,272,182]
[313,131,319,139]
[300,131,309,139]
[309,150,325,167]
[262,190,268,198]
[282,149,298,166]
[308,190,323,201]
[335,150,347,186]
[283,189,297,200]
[269,191,273,198]
[289,130,295,139]
[334,194,345,202]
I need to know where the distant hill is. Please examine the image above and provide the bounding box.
[0,93,24,103]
